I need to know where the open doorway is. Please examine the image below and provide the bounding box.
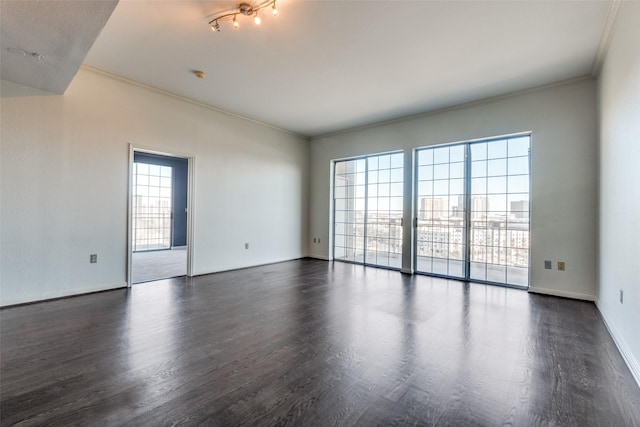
[129,150,191,284]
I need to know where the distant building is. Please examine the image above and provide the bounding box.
[510,200,529,218]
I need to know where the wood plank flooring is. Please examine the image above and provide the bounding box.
[1,259,639,426]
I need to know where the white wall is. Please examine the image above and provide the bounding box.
[0,68,310,306]
[597,1,640,384]
[310,79,598,300]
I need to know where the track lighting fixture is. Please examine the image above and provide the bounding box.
[209,1,278,32]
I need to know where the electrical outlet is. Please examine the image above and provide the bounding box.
[90,254,97,263]
[313,238,317,243]
[245,243,249,250]
[544,260,552,269]
[318,238,321,244]
[620,289,624,304]
[557,261,565,271]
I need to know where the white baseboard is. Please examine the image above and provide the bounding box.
[0,282,127,307]
[528,286,596,301]
[401,268,413,274]
[306,255,331,261]
[595,301,640,389]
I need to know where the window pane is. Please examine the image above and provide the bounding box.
[390,168,403,182]
[433,147,449,164]
[470,143,487,161]
[450,162,465,179]
[488,140,507,159]
[450,179,464,195]
[378,155,390,169]
[391,153,403,168]
[508,175,529,193]
[368,157,379,170]
[508,137,530,157]
[472,177,486,194]
[487,159,507,177]
[419,150,433,165]
[434,164,449,180]
[487,177,506,194]
[472,160,487,178]
[390,183,403,197]
[450,145,465,162]
[418,165,433,180]
[508,156,529,175]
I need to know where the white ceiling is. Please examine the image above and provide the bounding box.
[1,0,118,94]
[7,1,613,137]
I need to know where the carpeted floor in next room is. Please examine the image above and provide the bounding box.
[132,247,186,283]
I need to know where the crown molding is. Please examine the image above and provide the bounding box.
[79,65,309,140]
[591,0,623,77]
[311,75,594,141]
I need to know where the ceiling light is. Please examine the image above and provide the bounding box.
[208,1,279,32]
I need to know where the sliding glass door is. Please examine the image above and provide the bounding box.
[334,152,403,269]
[415,135,530,287]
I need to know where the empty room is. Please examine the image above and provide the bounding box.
[1,0,639,425]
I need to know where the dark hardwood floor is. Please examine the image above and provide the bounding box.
[1,259,639,426]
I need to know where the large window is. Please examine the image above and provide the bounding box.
[333,152,403,269]
[132,162,173,252]
[415,135,530,287]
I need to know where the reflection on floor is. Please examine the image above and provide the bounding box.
[132,247,186,283]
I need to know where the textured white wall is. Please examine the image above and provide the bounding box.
[0,68,310,306]
[597,1,640,384]
[310,79,598,300]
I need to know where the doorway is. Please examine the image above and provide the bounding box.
[129,149,191,284]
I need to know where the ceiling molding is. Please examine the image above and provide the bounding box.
[79,65,310,141]
[311,75,594,141]
[591,0,623,77]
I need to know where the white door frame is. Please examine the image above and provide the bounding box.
[127,144,195,287]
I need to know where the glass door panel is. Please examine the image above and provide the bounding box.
[366,153,403,268]
[333,152,403,269]
[333,159,366,263]
[469,137,530,286]
[415,145,466,278]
